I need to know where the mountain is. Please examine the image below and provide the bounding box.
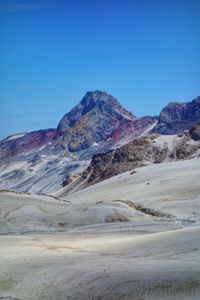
[0,91,157,193]
[0,91,200,194]
[152,96,200,134]
[0,91,157,160]
[53,90,157,153]
[56,90,136,152]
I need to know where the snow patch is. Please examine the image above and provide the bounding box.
[154,135,177,151]
[3,133,27,142]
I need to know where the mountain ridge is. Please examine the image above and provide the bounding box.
[0,91,200,194]
[0,90,157,159]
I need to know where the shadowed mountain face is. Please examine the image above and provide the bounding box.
[152,96,200,134]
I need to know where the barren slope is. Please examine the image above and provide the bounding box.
[0,158,200,299]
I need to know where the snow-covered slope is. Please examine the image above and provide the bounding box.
[0,148,91,193]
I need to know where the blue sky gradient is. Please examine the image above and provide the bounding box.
[1,0,200,139]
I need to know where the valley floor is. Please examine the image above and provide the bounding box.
[0,158,200,300]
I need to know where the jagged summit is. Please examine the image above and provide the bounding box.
[80,90,133,114]
[80,90,114,104]
[56,90,137,152]
[57,90,135,133]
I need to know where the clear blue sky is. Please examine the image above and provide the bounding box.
[1,0,200,139]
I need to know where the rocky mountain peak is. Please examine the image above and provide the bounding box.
[57,90,135,133]
[78,90,127,115]
[80,90,132,110]
[56,90,137,152]
[80,90,113,104]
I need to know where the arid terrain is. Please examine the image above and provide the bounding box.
[1,158,200,300]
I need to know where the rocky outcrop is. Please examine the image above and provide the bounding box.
[189,123,200,141]
[62,125,200,194]
[152,96,200,134]
[63,172,82,187]
[80,134,168,186]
